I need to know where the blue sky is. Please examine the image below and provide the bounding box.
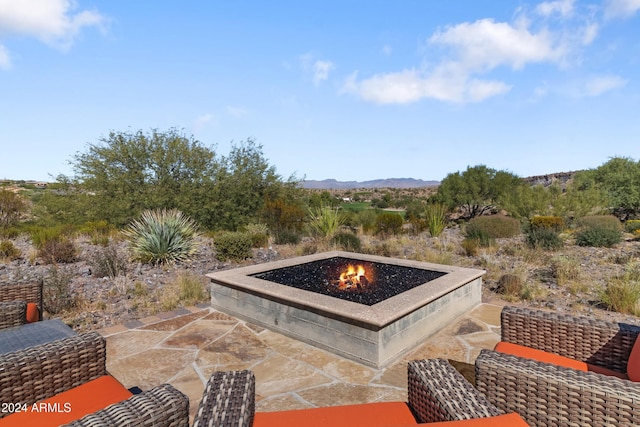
[1,0,639,183]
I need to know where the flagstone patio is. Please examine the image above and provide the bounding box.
[99,301,504,422]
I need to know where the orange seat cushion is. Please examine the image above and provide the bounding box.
[495,341,628,380]
[253,401,417,427]
[627,336,640,381]
[418,413,529,426]
[0,375,133,427]
[26,302,39,323]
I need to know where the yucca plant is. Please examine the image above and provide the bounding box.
[308,204,344,239]
[425,203,447,237]
[124,209,200,265]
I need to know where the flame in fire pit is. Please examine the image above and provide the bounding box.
[335,264,372,291]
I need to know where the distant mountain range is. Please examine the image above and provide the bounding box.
[301,178,440,189]
[301,171,580,190]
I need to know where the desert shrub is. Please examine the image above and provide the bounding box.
[425,203,447,237]
[244,223,269,247]
[625,220,640,234]
[551,256,581,286]
[0,227,19,239]
[43,266,77,314]
[464,227,494,247]
[466,215,521,239]
[599,263,640,315]
[461,238,480,256]
[0,240,21,260]
[496,274,523,299]
[214,231,253,262]
[330,231,362,252]
[575,215,622,248]
[38,237,77,264]
[177,272,208,304]
[352,209,378,234]
[530,216,565,231]
[0,189,28,229]
[525,227,563,250]
[374,212,404,236]
[308,205,344,239]
[78,220,115,246]
[90,243,129,278]
[28,225,66,249]
[124,209,199,265]
[274,229,301,245]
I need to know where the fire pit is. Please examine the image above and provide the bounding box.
[207,251,485,367]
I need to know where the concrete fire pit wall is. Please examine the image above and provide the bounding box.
[208,251,485,368]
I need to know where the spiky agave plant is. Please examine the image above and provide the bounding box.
[124,209,200,265]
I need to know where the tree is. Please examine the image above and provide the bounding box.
[574,157,640,220]
[66,129,219,226]
[0,189,27,229]
[435,165,523,219]
[208,138,295,230]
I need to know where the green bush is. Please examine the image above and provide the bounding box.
[214,231,253,262]
[625,220,640,234]
[530,216,565,231]
[351,209,378,234]
[525,227,563,250]
[461,238,480,256]
[330,231,362,252]
[244,223,269,248]
[0,240,21,260]
[465,227,493,247]
[466,215,521,239]
[78,220,115,246]
[575,215,622,248]
[124,209,200,265]
[38,237,77,264]
[273,229,301,245]
[28,225,66,249]
[374,212,404,236]
[599,263,640,315]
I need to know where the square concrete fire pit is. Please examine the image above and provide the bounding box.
[207,251,485,367]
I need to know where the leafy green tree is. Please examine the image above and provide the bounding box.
[435,165,523,219]
[0,189,28,228]
[67,128,218,226]
[573,157,640,220]
[209,138,294,230]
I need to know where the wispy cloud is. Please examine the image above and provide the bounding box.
[536,0,576,17]
[582,75,628,96]
[381,44,392,56]
[0,0,107,51]
[312,60,334,85]
[0,44,10,69]
[604,0,640,19]
[193,113,217,131]
[299,53,334,85]
[226,106,249,118]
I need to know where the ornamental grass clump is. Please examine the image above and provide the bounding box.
[124,209,199,265]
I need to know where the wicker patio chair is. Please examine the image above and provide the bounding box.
[187,359,527,426]
[0,300,27,329]
[0,282,43,324]
[475,305,640,426]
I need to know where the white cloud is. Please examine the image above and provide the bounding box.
[344,18,562,104]
[312,60,334,85]
[226,106,249,118]
[193,113,217,131]
[582,75,627,96]
[0,44,10,69]
[604,0,640,19]
[536,0,576,17]
[0,0,106,50]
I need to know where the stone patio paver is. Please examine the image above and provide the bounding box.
[100,300,504,423]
